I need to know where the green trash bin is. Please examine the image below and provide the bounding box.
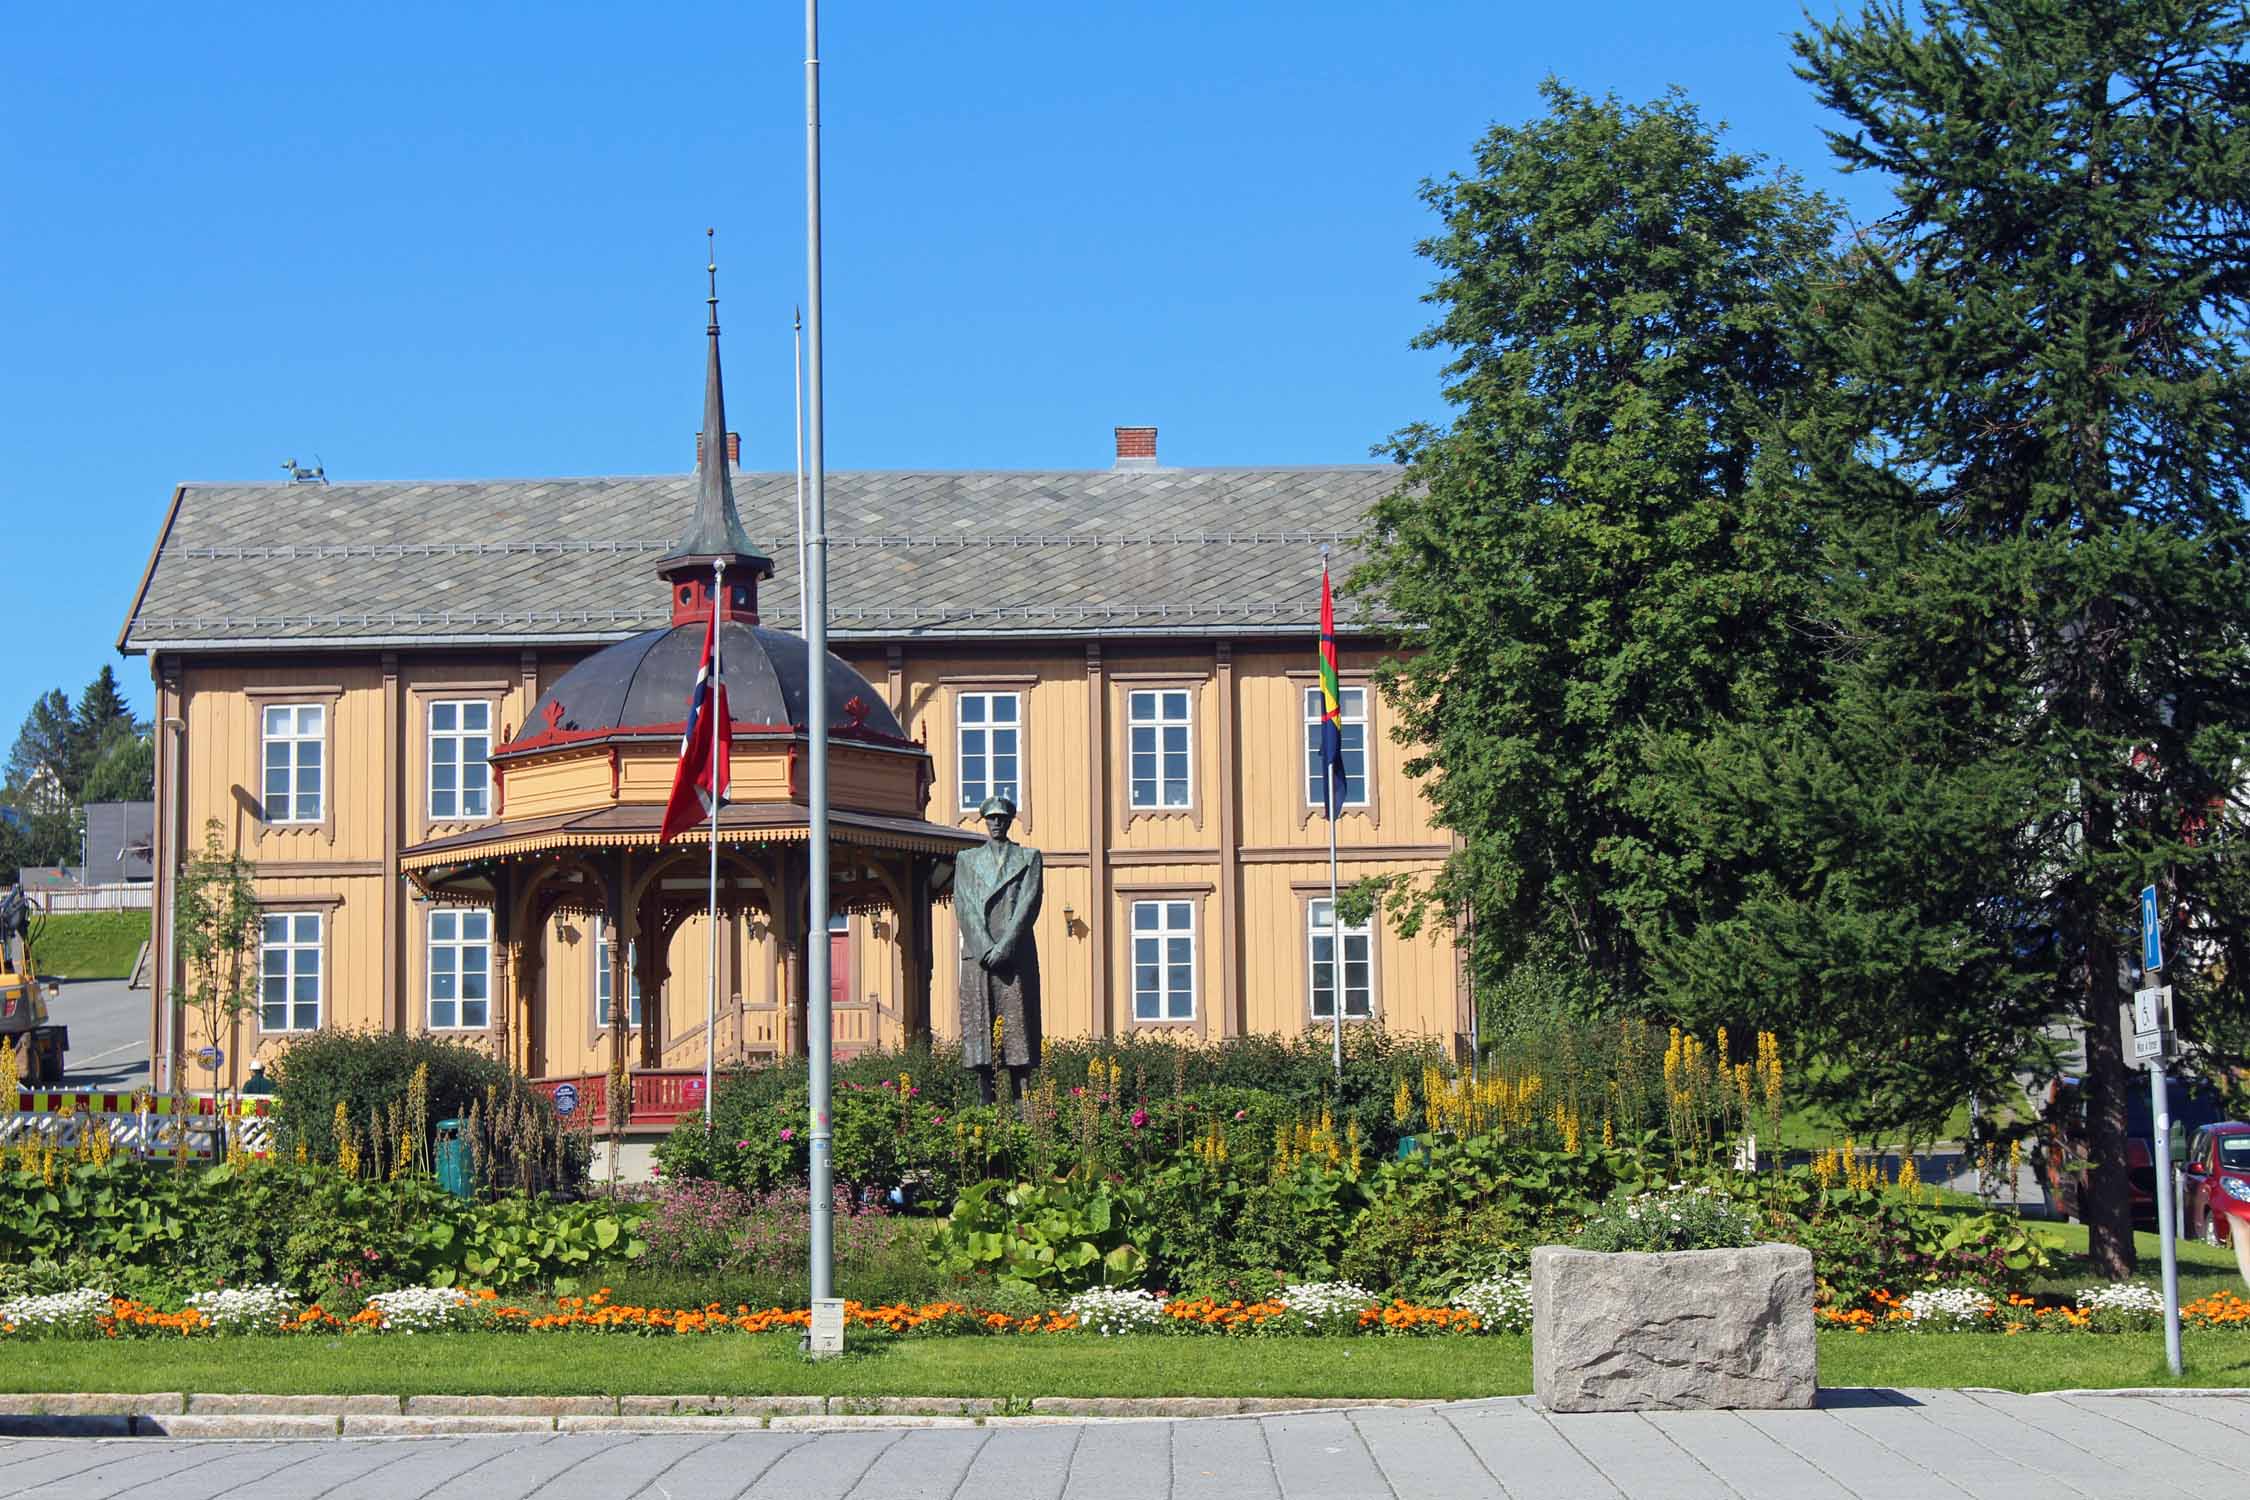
[433,1118,472,1197]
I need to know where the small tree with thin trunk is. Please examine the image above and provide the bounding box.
[173,819,260,1097]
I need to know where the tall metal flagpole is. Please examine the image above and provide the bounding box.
[793,307,808,639]
[1324,547,1343,1082]
[803,0,836,1313]
[705,558,725,1129]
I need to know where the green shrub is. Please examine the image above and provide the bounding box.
[0,1156,641,1300]
[928,1177,1149,1294]
[267,1029,584,1193]
[1572,1183,1763,1252]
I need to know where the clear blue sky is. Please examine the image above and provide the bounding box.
[0,1,1890,743]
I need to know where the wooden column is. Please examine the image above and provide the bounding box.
[605,852,636,1132]
[490,864,515,1070]
[1215,641,1241,1037]
[381,652,402,1033]
[774,856,803,1057]
[1086,642,1111,1037]
[634,887,665,1071]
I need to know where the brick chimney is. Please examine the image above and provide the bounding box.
[695,431,742,464]
[1113,426,1158,470]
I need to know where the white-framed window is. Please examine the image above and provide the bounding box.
[428,700,492,820]
[1130,899,1196,1022]
[260,703,325,823]
[596,925,642,1029]
[426,909,491,1030]
[957,692,1022,812]
[1308,898,1373,1020]
[1127,690,1192,810]
[1304,685,1369,809]
[259,912,323,1032]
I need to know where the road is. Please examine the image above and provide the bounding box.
[2,1390,2244,1499]
[46,976,148,1092]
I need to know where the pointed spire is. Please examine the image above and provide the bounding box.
[660,229,773,591]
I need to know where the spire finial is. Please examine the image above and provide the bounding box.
[706,228,719,334]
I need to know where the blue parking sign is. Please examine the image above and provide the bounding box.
[2141,884,2164,973]
[552,1082,579,1117]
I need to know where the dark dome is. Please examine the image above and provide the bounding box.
[514,622,906,746]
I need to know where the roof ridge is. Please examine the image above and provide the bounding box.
[171,463,1397,491]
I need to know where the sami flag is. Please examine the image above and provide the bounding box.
[659,582,732,844]
[1318,560,1347,819]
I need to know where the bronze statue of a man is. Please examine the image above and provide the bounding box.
[954,793,1042,1104]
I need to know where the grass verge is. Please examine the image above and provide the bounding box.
[31,911,149,980]
[5,1332,2249,1399]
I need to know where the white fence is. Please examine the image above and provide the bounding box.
[35,883,153,913]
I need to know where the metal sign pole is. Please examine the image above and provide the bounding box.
[2140,883,2182,1376]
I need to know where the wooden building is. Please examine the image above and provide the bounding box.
[116,325,1460,1113]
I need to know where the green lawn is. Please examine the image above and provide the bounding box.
[31,911,149,980]
[2029,1220,2242,1302]
[7,1330,2250,1399]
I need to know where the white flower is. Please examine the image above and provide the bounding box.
[1064,1287,1164,1336]
[0,1286,109,1333]
[2076,1283,2163,1315]
[363,1286,473,1333]
[186,1283,296,1332]
[1451,1275,1533,1334]
[1901,1286,1995,1330]
[1279,1282,1378,1332]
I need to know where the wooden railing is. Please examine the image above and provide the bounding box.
[530,1069,712,1129]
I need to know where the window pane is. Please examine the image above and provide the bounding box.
[1162,726,1187,756]
[297,705,323,736]
[1163,691,1187,718]
[465,911,489,941]
[293,972,319,1005]
[431,702,456,733]
[1342,687,1365,716]
[298,740,322,770]
[961,696,985,724]
[1133,904,1158,932]
[265,739,290,769]
[1168,903,1190,928]
[432,737,456,768]
[298,787,321,821]
[429,998,455,1029]
[432,761,456,792]
[264,705,291,735]
[1129,691,1154,720]
[463,760,488,789]
[461,998,488,1028]
[294,914,320,944]
[993,696,1017,723]
[464,702,489,731]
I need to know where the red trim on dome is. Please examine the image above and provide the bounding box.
[496,717,918,758]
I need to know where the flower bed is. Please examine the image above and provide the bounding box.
[1816,1285,2250,1334]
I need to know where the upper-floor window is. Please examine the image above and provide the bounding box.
[1308,898,1372,1020]
[261,704,325,823]
[957,692,1021,812]
[596,925,641,1029]
[259,912,322,1032]
[426,909,490,1030]
[428,700,492,820]
[1130,899,1196,1022]
[1304,685,1369,810]
[1127,690,1191,810]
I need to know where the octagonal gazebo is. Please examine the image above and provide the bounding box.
[401,296,975,1122]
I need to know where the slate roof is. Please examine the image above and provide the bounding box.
[120,467,1401,654]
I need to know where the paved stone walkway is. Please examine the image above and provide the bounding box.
[0,1389,2242,1498]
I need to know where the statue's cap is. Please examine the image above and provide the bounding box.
[977,794,1018,819]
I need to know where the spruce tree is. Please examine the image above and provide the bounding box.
[1657,0,2250,1274]
[1357,83,1837,1004]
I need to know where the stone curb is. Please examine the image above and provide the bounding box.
[0,1392,1454,1439]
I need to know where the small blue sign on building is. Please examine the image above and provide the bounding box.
[552,1082,579,1117]
[2142,884,2164,974]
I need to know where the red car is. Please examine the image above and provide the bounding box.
[2181,1122,2250,1245]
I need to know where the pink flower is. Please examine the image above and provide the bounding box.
[907,1087,919,1097]
[1130,1108,1149,1129]
[1234,1109,1247,1121]
[780,1127,796,1142]
[932,1115,945,1125]
[736,1140,751,1149]
[1071,1086,1085,1097]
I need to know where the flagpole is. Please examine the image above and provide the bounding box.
[1324,547,1342,1084]
[793,307,808,640]
[705,558,725,1129]
[803,0,837,1315]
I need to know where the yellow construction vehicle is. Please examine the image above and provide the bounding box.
[0,887,66,1085]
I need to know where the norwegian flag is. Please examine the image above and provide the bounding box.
[659,581,731,844]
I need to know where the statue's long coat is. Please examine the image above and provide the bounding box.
[954,838,1043,1069]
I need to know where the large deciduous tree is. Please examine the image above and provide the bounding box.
[1655,0,2250,1275]
[1356,82,1837,1005]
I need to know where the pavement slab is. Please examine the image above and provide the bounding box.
[12,1391,2250,1499]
